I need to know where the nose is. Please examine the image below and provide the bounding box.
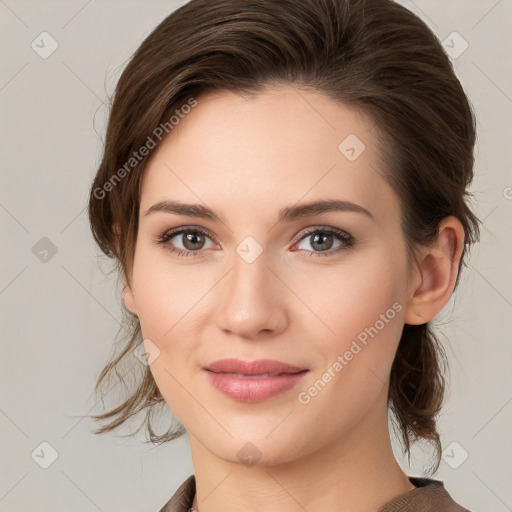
[213,248,289,340]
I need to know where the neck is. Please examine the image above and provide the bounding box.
[188,398,414,512]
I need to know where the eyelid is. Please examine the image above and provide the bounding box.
[156,225,221,251]
[156,224,355,258]
[291,226,355,256]
[157,225,219,243]
[294,225,352,243]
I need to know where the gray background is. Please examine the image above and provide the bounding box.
[1,0,511,510]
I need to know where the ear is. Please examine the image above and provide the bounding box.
[403,216,465,325]
[114,223,139,317]
[122,282,138,316]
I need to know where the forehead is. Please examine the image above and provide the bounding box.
[140,85,398,228]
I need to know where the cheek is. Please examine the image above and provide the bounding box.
[131,244,202,339]
[298,247,405,346]
[293,269,405,439]
[130,248,204,424]
[310,247,407,390]
[130,244,209,406]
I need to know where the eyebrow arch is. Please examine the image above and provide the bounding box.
[144,198,375,223]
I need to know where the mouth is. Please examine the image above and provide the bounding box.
[204,358,308,375]
[203,358,309,402]
[214,372,300,378]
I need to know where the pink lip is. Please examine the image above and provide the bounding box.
[203,358,309,402]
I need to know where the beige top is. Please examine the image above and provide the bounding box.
[158,474,472,511]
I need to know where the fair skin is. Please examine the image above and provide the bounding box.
[122,85,464,512]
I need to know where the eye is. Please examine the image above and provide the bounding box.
[156,227,218,258]
[155,226,355,259]
[292,227,355,258]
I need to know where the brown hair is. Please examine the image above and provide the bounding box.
[87,0,480,472]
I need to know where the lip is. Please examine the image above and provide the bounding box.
[205,358,307,375]
[203,358,309,402]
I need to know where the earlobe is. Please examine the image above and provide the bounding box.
[114,224,138,316]
[403,216,465,325]
[123,283,138,316]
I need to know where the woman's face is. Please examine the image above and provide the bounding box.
[124,85,417,465]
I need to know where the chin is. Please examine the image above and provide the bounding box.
[198,428,311,468]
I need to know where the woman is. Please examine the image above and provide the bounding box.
[87,0,480,510]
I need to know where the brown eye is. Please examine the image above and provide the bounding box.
[180,231,207,250]
[157,227,217,258]
[294,228,354,258]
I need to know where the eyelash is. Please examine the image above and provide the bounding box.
[155,226,355,259]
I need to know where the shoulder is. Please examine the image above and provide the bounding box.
[158,474,474,512]
[378,476,473,512]
[158,475,195,512]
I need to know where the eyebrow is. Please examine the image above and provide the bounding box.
[144,198,375,223]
